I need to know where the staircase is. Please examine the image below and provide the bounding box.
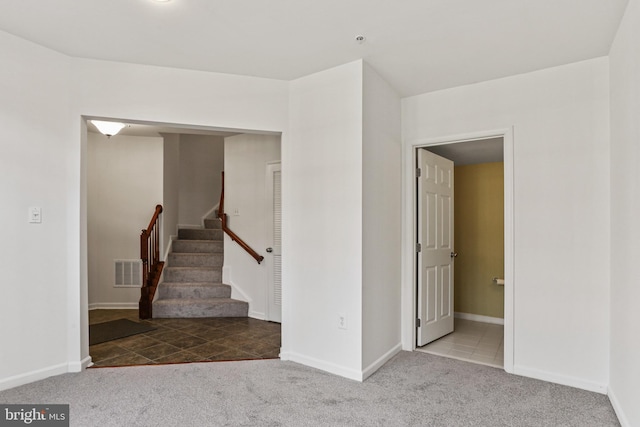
[153,218,249,318]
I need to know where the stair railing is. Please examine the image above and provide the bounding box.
[218,171,264,264]
[139,204,165,319]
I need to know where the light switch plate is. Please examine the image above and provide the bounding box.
[28,207,42,223]
[338,313,347,330]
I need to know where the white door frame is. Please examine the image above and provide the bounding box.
[401,128,515,373]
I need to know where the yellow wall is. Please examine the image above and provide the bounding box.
[454,162,504,318]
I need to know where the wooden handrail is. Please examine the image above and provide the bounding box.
[218,172,264,264]
[139,204,164,319]
[144,204,163,239]
[219,171,225,226]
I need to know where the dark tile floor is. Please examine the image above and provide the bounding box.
[89,309,281,367]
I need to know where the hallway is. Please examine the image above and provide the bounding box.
[415,318,504,368]
[89,310,281,367]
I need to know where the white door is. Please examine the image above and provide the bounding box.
[417,149,455,346]
[266,163,282,323]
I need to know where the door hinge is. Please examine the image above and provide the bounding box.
[416,318,421,328]
[416,167,421,178]
[416,242,422,253]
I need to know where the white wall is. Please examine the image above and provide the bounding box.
[361,64,403,375]
[178,134,224,226]
[69,58,289,370]
[0,52,292,388]
[1,33,398,388]
[223,134,281,318]
[609,0,640,424]
[3,20,624,395]
[282,61,365,379]
[0,31,74,389]
[87,133,163,307]
[402,58,611,392]
[162,134,180,255]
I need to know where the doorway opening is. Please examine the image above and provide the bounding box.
[83,117,283,367]
[405,129,514,373]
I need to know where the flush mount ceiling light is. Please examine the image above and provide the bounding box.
[91,120,126,137]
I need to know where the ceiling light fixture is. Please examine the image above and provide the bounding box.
[91,120,126,138]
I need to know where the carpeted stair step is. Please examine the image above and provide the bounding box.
[204,218,222,230]
[163,266,222,283]
[157,282,231,299]
[153,298,249,318]
[168,252,223,267]
[172,239,223,254]
[151,221,246,320]
[178,228,223,241]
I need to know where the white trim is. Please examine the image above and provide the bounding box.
[279,351,364,382]
[222,266,252,304]
[513,364,608,394]
[88,303,138,310]
[68,356,93,372]
[362,344,403,381]
[249,311,266,320]
[0,362,69,392]
[163,234,175,262]
[400,138,414,351]
[502,127,515,374]
[201,203,220,226]
[455,312,504,325]
[608,386,631,427]
[154,235,175,303]
[402,128,515,375]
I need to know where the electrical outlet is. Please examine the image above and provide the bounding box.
[338,313,347,330]
[233,208,240,216]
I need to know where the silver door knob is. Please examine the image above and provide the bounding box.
[266,247,273,253]
[451,252,458,258]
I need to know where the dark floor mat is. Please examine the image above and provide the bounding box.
[89,318,155,346]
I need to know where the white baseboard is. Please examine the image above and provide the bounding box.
[0,356,95,391]
[222,266,252,305]
[163,235,175,262]
[155,236,175,302]
[249,311,266,320]
[201,203,220,226]
[455,312,504,325]
[513,364,608,394]
[68,356,93,373]
[0,362,69,392]
[88,303,138,310]
[362,343,403,381]
[608,386,631,427]
[279,351,363,382]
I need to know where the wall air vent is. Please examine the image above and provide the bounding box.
[114,259,142,287]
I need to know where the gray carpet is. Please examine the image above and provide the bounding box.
[0,352,619,426]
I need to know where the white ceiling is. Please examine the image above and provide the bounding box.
[0,0,629,97]
[425,138,503,166]
[87,120,240,138]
